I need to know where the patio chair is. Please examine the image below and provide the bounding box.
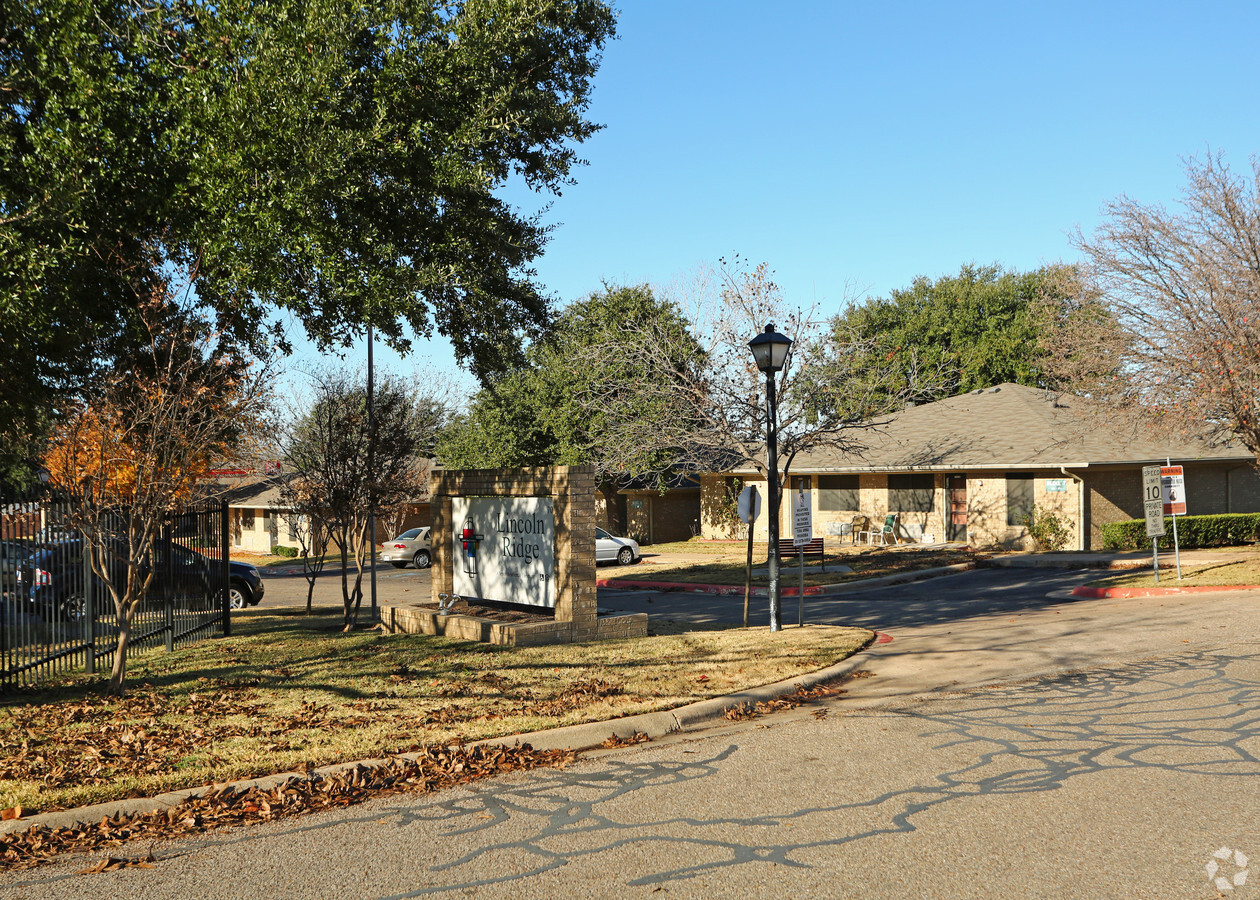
[827,515,864,543]
[855,515,878,545]
[867,513,899,546]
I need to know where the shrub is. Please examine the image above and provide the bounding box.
[1023,506,1071,551]
[1099,513,1260,551]
[272,545,300,558]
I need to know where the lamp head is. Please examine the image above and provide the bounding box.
[748,323,793,374]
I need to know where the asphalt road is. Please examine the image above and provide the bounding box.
[5,568,1258,898]
[251,562,433,611]
[595,565,1100,631]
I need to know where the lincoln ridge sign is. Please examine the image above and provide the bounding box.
[451,496,557,608]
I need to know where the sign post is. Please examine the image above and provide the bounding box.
[738,485,761,628]
[793,488,812,626]
[1142,465,1166,583]
[1161,462,1185,579]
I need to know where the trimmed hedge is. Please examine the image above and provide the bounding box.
[272,545,300,558]
[1099,513,1260,551]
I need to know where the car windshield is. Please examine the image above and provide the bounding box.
[397,528,422,540]
[595,528,610,540]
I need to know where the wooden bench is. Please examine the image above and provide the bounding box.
[776,538,826,572]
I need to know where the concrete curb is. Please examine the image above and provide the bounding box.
[989,554,1239,570]
[471,647,874,753]
[597,562,976,597]
[1070,584,1260,599]
[0,641,876,838]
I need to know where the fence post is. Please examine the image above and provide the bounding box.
[163,520,175,652]
[220,500,231,637]
[82,533,95,674]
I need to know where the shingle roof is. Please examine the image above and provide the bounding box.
[762,383,1252,473]
[204,473,292,508]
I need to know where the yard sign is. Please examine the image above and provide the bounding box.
[1161,466,1186,516]
[793,488,812,547]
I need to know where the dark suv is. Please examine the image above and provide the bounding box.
[16,540,263,620]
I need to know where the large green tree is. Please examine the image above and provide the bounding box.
[1,0,616,468]
[438,284,703,482]
[815,264,1076,408]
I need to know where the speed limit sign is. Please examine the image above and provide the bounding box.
[1142,466,1166,538]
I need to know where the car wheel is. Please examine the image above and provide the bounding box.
[616,547,634,566]
[413,549,432,569]
[59,591,87,621]
[390,562,407,569]
[228,582,250,610]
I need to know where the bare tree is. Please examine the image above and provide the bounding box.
[275,482,332,615]
[280,368,446,630]
[574,257,947,488]
[1052,151,1260,455]
[43,296,270,694]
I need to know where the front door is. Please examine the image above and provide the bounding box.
[947,475,968,543]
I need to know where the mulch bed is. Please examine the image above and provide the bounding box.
[415,600,553,625]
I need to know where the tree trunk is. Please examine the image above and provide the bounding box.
[107,608,132,695]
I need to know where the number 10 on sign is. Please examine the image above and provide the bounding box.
[1141,466,1164,582]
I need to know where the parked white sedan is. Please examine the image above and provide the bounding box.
[595,527,640,565]
[380,527,433,569]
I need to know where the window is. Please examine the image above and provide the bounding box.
[888,474,935,512]
[242,508,255,530]
[1006,473,1034,526]
[818,474,859,511]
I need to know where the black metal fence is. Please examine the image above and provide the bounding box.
[0,490,229,690]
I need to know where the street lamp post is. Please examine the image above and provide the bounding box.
[748,323,793,632]
[367,324,378,623]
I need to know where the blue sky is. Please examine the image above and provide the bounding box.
[292,0,1260,388]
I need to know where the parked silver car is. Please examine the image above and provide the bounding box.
[596,527,640,565]
[380,527,432,569]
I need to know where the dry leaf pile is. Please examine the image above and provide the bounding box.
[599,731,650,749]
[0,743,574,872]
[724,681,849,721]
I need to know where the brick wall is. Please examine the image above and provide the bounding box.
[1230,464,1260,510]
[649,490,701,543]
